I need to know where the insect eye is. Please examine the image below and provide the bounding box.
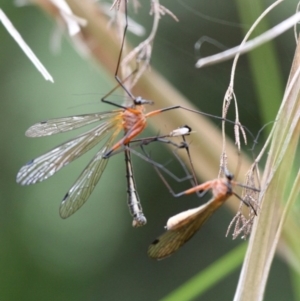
[224,169,234,181]
[134,96,144,105]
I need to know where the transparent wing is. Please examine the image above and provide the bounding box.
[148,196,227,260]
[59,131,119,218]
[17,119,120,185]
[26,111,122,137]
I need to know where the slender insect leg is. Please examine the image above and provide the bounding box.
[101,0,138,108]
[130,132,213,198]
[124,147,147,227]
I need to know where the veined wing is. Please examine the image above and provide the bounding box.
[17,119,120,185]
[26,111,122,137]
[148,195,228,260]
[59,130,119,218]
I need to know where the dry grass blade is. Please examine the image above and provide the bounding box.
[196,11,300,68]
[233,35,300,301]
[0,8,53,82]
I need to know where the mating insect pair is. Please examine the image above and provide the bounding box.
[16,0,260,260]
[16,0,240,227]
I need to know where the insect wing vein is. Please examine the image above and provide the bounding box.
[26,111,121,137]
[148,196,228,259]
[59,130,119,218]
[17,119,119,185]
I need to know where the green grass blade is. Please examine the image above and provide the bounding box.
[160,243,247,301]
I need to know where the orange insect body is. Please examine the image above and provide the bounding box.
[103,105,147,158]
[122,106,146,131]
[183,178,232,197]
[148,173,257,259]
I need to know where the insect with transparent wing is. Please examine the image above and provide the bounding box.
[16,105,196,225]
[15,2,182,226]
[147,164,259,259]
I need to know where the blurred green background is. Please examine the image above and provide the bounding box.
[0,0,296,300]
